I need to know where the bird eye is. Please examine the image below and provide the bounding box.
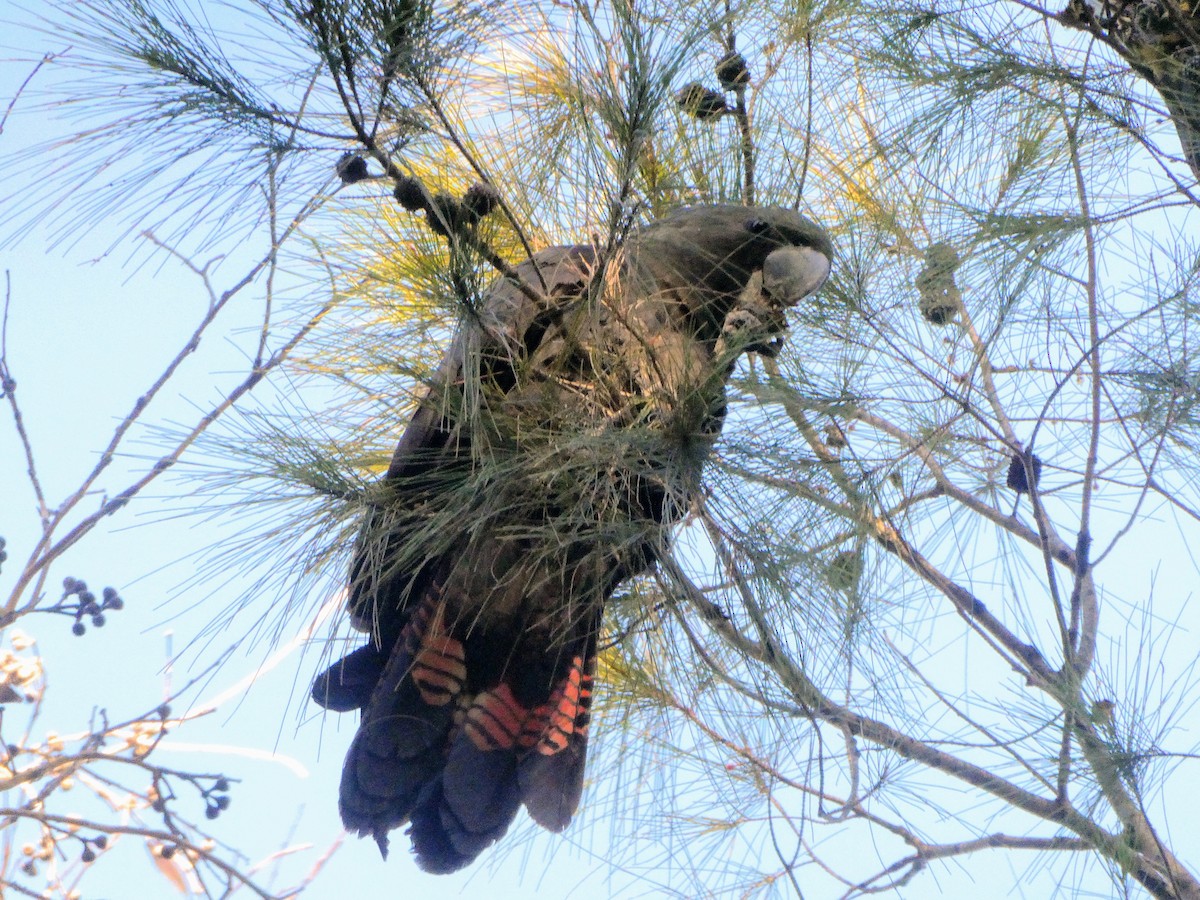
[744,218,771,235]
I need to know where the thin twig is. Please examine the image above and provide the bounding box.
[3,199,333,616]
[0,52,56,136]
[1,273,49,525]
[0,809,284,899]
[796,32,814,204]
[1060,95,1101,678]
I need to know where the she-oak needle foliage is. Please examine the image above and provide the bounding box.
[1,0,1199,897]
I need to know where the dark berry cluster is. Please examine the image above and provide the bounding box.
[79,833,108,863]
[150,770,234,824]
[11,802,109,874]
[56,578,125,636]
[203,777,232,820]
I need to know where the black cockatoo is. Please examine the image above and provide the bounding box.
[311,204,833,872]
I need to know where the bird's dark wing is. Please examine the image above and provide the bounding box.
[311,204,832,872]
[312,243,599,696]
[312,243,607,870]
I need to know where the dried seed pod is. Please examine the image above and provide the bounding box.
[1005,452,1043,493]
[336,153,370,184]
[716,52,750,90]
[828,549,863,591]
[916,242,963,325]
[425,193,464,237]
[461,182,501,223]
[393,175,426,211]
[676,82,728,120]
[1090,698,1115,727]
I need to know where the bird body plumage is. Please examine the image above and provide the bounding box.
[311,204,832,872]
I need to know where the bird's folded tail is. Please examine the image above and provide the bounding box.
[316,591,597,873]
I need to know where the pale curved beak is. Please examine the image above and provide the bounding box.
[762,245,832,305]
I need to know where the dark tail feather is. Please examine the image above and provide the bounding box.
[324,591,600,872]
[406,682,528,871]
[338,596,465,851]
[519,649,595,832]
[311,643,388,712]
[406,647,597,871]
[409,744,524,872]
